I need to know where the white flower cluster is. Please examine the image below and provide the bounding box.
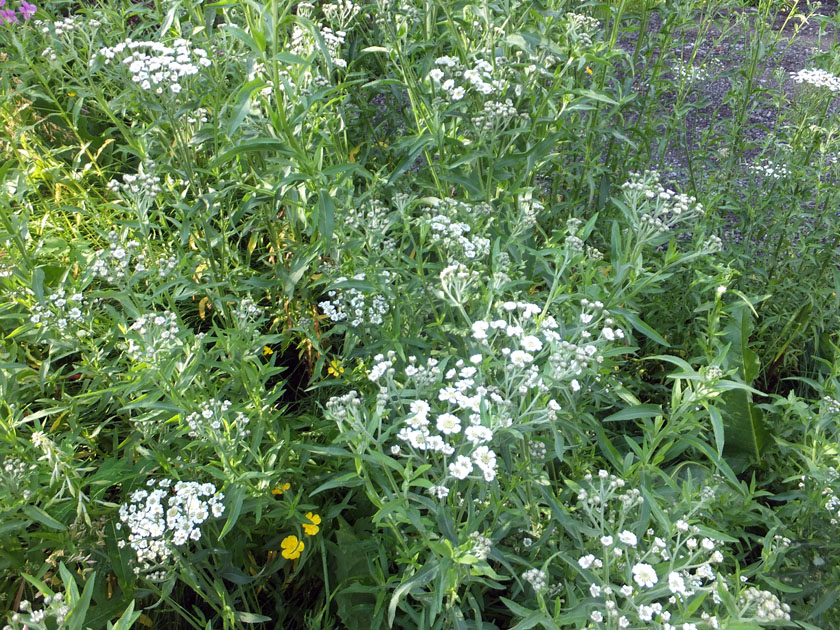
[117,478,224,576]
[323,0,361,25]
[318,271,391,327]
[620,170,704,238]
[820,467,840,525]
[791,68,840,92]
[91,230,144,283]
[184,399,251,441]
[95,38,211,94]
[470,98,529,133]
[325,389,362,425]
[522,568,548,592]
[232,296,262,324]
[822,395,840,415]
[470,532,492,560]
[366,350,503,485]
[565,217,604,260]
[472,299,621,396]
[746,158,790,180]
[29,288,87,341]
[423,197,493,261]
[345,199,391,236]
[187,107,209,125]
[106,160,161,198]
[427,214,482,256]
[1,457,35,501]
[4,592,70,630]
[702,234,723,252]
[35,16,89,37]
[289,20,348,68]
[429,55,511,102]
[89,230,176,284]
[570,470,739,629]
[125,311,183,363]
[674,59,722,83]
[564,12,599,48]
[738,587,791,622]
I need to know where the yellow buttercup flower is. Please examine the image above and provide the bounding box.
[272,482,291,496]
[303,512,321,536]
[327,358,344,377]
[281,535,304,559]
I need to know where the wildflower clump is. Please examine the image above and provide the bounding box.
[3,592,69,630]
[791,68,840,92]
[318,271,392,327]
[116,479,225,579]
[93,38,211,94]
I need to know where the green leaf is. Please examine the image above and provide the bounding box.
[719,301,767,461]
[23,505,67,531]
[234,612,273,623]
[218,488,244,541]
[317,192,335,243]
[708,405,725,458]
[387,134,435,186]
[612,308,670,346]
[603,404,662,422]
[108,601,142,630]
[388,564,438,627]
[227,79,269,137]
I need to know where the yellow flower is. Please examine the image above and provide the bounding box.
[302,512,321,536]
[272,482,291,496]
[263,345,274,356]
[585,66,593,75]
[327,358,344,377]
[281,535,304,559]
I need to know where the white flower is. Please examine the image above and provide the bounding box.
[638,604,654,621]
[600,535,613,546]
[590,611,603,623]
[618,530,637,547]
[428,485,449,499]
[570,379,581,392]
[675,519,689,532]
[428,68,444,83]
[668,571,687,596]
[632,563,658,588]
[520,335,542,352]
[472,446,497,481]
[509,350,534,367]
[450,86,465,100]
[590,584,602,597]
[578,554,596,569]
[448,455,473,479]
[465,425,493,444]
[471,320,489,340]
[436,413,461,435]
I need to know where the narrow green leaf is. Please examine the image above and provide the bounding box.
[218,489,243,541]
[603,404,662,422]
[23,505,67,531]
[613,308,670,346]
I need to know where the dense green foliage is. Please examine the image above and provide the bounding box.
[1,0,840,628]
